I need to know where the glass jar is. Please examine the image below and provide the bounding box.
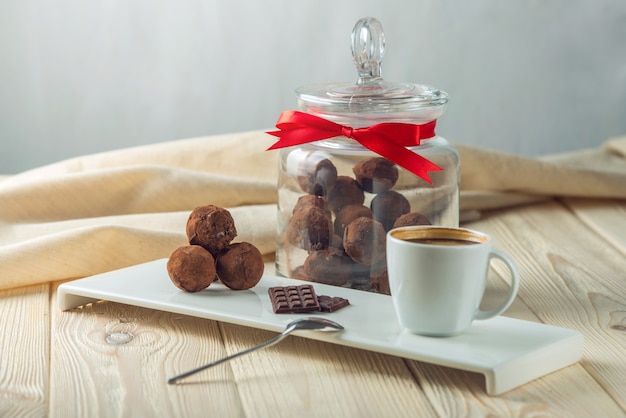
[269,17,459,294]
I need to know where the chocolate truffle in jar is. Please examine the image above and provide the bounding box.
[268,17,460,292]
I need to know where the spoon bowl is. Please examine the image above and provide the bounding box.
[286,317,344,333]
[168,317,344,384]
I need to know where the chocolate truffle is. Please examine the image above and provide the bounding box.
[292,194,330,216]
[330,234,345,251]
[215,242,264,290]
[186,205,237,253]
[167,245,216,292]
[290,265,309,281]
[371,190,411,232]
[297,156,337,196]
[353,157,399,193]
[370,260,390,295]
[334,204,373,236]
[392,212,432,229]
[286,206,332,251]
[303,248,353,286]
[343,217,386,266]
[327,176,365,213]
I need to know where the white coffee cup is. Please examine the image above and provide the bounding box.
[387,225,520,337]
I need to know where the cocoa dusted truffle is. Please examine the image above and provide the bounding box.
[297,156,337,196]
[286,206,332,251]
[330,234,345,251]
[290,265,309,281]
[327,176,365,213]
[371,190,411,232]
[334,204,373,236]
[370,260,390,295]
[392,212,432,229]
[292,194,330,216]
[215,242,264,290]
[167,245,216,292]
[353,157,399,193]
[343,217,386,266]
[186,205,237,253]
[303,248,353,286]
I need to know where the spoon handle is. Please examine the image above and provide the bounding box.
[168,327,293,384]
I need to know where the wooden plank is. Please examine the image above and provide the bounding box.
[411,360,621,417]
[464,200,626,411]
[49,283,245,417]
[561,198,626,256]
[0,284,49,417]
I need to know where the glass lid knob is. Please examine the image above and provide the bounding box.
[351,17,386,85]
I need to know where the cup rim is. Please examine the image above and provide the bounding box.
[387,225,491,246]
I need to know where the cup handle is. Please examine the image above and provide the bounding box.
[474,249,520,320]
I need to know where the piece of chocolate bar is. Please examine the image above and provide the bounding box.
[268,285,320,314]
[318,295,350,313]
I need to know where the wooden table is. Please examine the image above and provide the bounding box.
[1,197,625,417]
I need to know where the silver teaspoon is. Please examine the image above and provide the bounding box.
[168,317,344,384]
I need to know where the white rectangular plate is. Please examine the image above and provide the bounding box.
[57,259,583,395]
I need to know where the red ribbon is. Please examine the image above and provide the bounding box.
[266,110,442,185]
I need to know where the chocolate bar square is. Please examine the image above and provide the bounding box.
[268,285,320,314]
[318,295,350,313]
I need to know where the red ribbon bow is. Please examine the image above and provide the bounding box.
[266,110,442,184]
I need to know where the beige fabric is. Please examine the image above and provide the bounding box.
[1,131,625,291]
[458,139,626,211]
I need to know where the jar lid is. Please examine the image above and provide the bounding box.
[296,17,448,119]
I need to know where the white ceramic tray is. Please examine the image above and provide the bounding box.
[57,259,583,396]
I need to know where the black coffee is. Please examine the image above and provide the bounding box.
[406,237,479,246]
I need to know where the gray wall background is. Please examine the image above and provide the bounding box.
[1,1,625,174]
